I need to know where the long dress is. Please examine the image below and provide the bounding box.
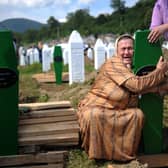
[77,55,165,161]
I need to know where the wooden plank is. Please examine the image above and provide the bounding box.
[19,115,77,125]
[20,108,75,119]
[19,140,78,154]
[45,141,79,146]
[19,133,79,146]
[5,163,63,168]
[19,121,79,137]
[19,101,71,110]
[0,151,67,166]
[138,153,168,167]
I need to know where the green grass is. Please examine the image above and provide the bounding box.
[66,149,113,168]
[19,63,44,103]
[18,63,42,75]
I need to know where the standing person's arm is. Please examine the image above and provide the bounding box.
[148,24,168,43]
[148,1,168,42]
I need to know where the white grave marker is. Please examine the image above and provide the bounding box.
[68,30,85,85]
[48,46,54,64]
[106,42,115,59]
[18,46,26,66]
[87,48,93,60]
[58,43,69,65]
[63,47,69,65]
[33,48,40,63]
[28,47,34,65]
[42,44,51,72]
[94,38,106,70]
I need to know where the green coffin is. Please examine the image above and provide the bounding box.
[133,30,163,154]
[0,30,19,156]
[53,46,63,84]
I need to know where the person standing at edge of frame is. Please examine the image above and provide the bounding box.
[148,0,168,43]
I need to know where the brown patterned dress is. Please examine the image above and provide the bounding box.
[77,56,166,161]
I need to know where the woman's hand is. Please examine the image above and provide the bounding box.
[156,56,168,73]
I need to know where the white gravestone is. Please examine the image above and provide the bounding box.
[26,48,32,65]
[42,44,51,72]
[63,47,69,65]
[18,46,26,66]
[106,42,115,59]
[94,38,106,70]
[58,43,69,65]
[29,47,35,65]
[27,47,39,65]
[48,46,54,64]
[33,48,40,63]
[87,47,93,60]
[68,30,85,85]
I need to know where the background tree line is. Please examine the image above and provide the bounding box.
[14,0,155,44]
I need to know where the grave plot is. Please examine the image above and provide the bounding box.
[32,72,69,83]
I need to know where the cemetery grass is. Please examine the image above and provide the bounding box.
[19,55,168,168]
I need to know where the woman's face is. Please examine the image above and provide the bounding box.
[117,38,134,68]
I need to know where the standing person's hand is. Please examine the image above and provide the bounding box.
[148,24,168,43]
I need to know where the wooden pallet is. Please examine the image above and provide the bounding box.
[18,101,79,152]
[0,151,67,168]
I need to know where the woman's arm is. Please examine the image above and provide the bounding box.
[123,56,168,93]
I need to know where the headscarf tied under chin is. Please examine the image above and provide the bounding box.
[114,34,134,56]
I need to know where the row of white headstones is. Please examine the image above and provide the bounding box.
[19,30,115,85]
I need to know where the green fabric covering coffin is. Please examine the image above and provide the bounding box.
[0,30,19,156]
[133,30,163,154]
[53,46,63,84]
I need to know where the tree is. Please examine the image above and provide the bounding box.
[110,0,126,13]
[47,16,60,39]
[47,16,60,29]
[22,29,38,43]
[96,14,108,24]
[110,0,126,30]
[65,9,95,35]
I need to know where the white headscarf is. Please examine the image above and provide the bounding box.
[114,34,134,56]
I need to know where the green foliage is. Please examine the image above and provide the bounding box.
[22,29,39,43]
[65,9,95,36]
